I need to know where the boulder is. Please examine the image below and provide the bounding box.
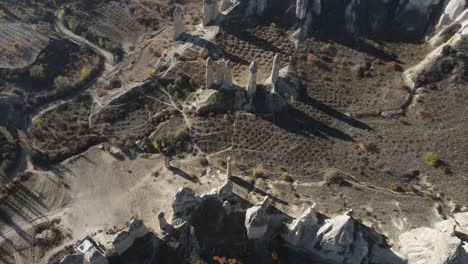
[399,227,464,264]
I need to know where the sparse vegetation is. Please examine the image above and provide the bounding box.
[197,157,209,166]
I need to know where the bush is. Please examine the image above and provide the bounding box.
[252,167,265,178]
[425,152,439,168]
[29,64,47,80]
[386,61,402,72]
[279,172,293,182]
[393,78,407,90]
[197,157,209,166]
[306,53,319,65]
[54,76,72,91]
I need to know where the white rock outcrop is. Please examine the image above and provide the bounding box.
[404,9,468,89]
[244,197,270,240]
[435,0,466,32]
[399,226,465,264]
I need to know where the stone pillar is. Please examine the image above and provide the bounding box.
[216,61,225,86]
[203,0,219,26]
[257,0,267,16]
[173,6,184,40]
[226,156,231,178]
[296,0,308,20]
[247,61,257,97]
[224,60,233,88]
[206,57,214,89]
[271,53,281,84]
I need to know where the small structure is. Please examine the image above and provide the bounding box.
[74,238,93,254]
[270,53,281,84]
[173,6,184,40]
[203,0,219,26]
[247,61,257,97]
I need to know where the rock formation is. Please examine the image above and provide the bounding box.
[256,0,266,16]
[270,53,281,84]
[206,57,214,89]
[173,6,184,40]
[244,196,270,240]
[172,187,200,216]
[247,61,257,97]
[203,0,219,26]
[215,60,225,86]
[283,207,319,247]
[404,8,467,89]
[296,0,308,20]
[112,219,149,255]
[224,60,233,88]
